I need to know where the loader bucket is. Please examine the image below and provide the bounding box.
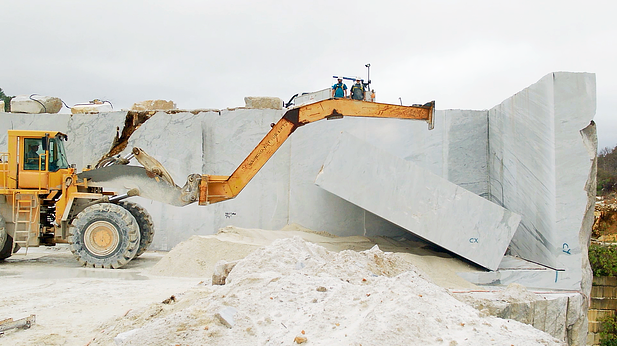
[78,165,194,207]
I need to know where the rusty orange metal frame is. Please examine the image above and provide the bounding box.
[199,98,435,205]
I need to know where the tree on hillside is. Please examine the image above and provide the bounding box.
[598,145,617,195]
[0,88,13,112]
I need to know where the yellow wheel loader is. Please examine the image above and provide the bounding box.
[0,130,153,268]
[0,98,434,268]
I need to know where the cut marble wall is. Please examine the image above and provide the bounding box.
[108,110,212,249]
[314,132,520,270]
[453,290,586,345]
[65,112,127,169]
[0,72,595,292]
[0,72,593,346]
[0,113,71,149]
[199,108,291,235]
[0,106,491,249]
[486,72,596,292]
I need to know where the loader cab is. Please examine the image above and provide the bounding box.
[5,130,71,190]
[22,135,70,173]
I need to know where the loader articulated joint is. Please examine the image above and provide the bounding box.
[282,108,301,127]
[180,174,201,204]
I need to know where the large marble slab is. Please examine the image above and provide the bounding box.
[287,109,489,237]
[315,132,521,270]
[487,72,596,291]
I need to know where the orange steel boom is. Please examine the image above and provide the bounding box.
[198,98,435,205]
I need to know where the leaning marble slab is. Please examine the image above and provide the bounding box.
[315,132,521,271]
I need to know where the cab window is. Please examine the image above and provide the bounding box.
[48,137,70,172]
[23,138,45,171]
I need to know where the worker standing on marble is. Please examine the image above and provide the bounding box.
[331,77,348,98]
[350,78,365,100]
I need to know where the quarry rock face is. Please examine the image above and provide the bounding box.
[454,287,583,345]
[0,72,594,345]
[10,94,63,113]
[0,73,595,294]
[244,96,283,110]
[478,73,596,293]
[131,99,176,111]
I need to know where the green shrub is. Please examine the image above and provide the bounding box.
[589,244,617,277]
[0,88,12,112]
[600,314,617,345]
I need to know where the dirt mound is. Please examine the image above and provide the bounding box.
[149,235,260,278]
[93,237,562,346]
[149,225,479,289]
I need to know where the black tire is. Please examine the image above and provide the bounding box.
[118,201,155,257]
[0,215,13,260]
[69,203,140,269]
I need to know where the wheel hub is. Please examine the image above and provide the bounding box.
[83,221,119,256]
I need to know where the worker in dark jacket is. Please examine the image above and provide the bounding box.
[350,78,365,100]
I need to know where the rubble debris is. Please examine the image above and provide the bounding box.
[214,307,237,328]
[162,295,176,304]
[0,314,35,333]
[294,335,308,344]
[113,328,141,345]
[212,260,239,285]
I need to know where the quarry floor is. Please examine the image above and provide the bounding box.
[0,227,565,346]
[0,247,199,346]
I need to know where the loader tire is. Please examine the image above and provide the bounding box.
[69,203,140,269]
[0,215,13,260]
[118,201,155,258]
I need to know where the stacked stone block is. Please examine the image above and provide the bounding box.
[588,276,617,345]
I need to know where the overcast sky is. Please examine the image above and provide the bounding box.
[2,1,615,148]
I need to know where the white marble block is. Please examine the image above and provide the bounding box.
[71,103,113,114]
[11,94,62,113]
[487,72,596,275]
[244,96,283,110]
[315,132,521,270]
[131,100,176,111]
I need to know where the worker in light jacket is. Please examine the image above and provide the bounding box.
[332,77,348,98]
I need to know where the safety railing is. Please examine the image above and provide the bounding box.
[0,152,9,190]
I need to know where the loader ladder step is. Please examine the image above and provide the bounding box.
[12,193,37,255]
